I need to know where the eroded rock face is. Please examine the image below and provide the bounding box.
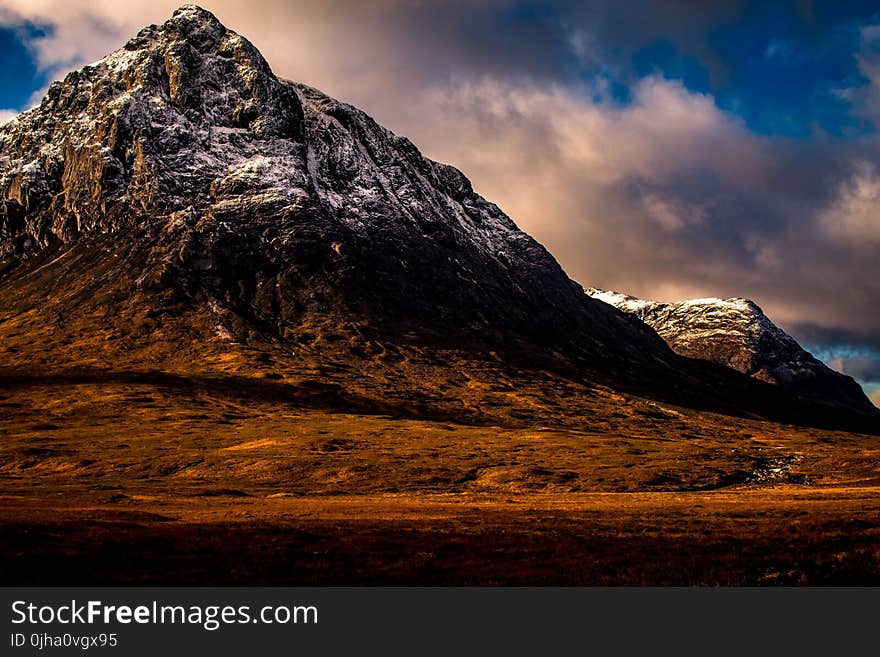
[0,6,304,244]
[0,5,666,370]
[586,288,875,412]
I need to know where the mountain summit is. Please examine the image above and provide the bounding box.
[586,288,875,413]
[0,5,674,379]
[0,5,662,359]
[0,6,876,430]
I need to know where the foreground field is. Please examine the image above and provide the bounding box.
[2,489,880,585]
[2,373,879,585]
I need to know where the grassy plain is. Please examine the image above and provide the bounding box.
[2,371,879,585]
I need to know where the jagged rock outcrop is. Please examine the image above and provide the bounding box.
[586,288,875,413]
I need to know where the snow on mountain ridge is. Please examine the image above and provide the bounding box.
[0,4,533,269]
[586,287,875,412]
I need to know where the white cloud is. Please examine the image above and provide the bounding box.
[381,76,770,298]
[0,109,19,124]
[819,161,880,245]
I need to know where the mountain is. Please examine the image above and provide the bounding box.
[0,5,876,431]
[586,288,875,413]
[0,5,668,370]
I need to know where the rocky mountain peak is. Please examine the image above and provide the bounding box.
[166,4,225,30]
[113,3,298,135]
[586,288,875,413]
[0,5,673,379]
[0,5,307,258]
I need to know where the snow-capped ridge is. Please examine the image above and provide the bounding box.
[586,288,874,412]
[0,4,531,264]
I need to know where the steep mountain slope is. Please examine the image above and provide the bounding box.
[586,288,874,413]
[0,5,876,431]
[0,5,665,371]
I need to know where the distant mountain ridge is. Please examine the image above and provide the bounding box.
[586,288,875,413]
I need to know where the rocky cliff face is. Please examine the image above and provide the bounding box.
[586,289,875,413]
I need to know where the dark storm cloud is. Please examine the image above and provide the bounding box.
[827,355,880,382]
[795,326,880,398]
[792,324,880,349]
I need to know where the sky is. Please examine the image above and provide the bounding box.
[0,0,878,406]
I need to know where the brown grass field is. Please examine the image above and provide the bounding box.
[2,365,879,585]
